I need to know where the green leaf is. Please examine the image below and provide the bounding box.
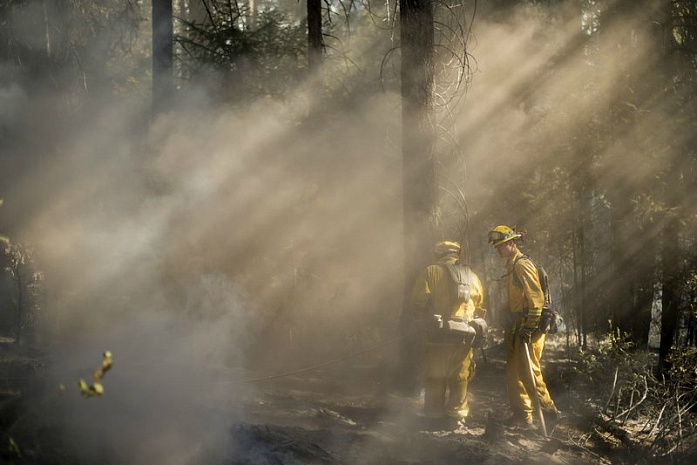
[9,436,20,456]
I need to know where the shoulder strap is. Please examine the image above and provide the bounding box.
[443,263,471,285]
[511,255,531,288]
[460,265,472,289]
[511,255,551,305]
[442,263,458,284]
[442,263,472,302]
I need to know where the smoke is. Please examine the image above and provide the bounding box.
[0,83,26,127]
[452,1,690,240]
[3,0,693,462]
[48,276,256,465]
[3,46,404,462]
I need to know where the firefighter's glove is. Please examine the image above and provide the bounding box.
[519,326,534,344]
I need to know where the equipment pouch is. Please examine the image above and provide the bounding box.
[445,318,471,334]
[539,307,564,334]
[443,318,477,346]
[468,318,488,347]
[428,316,477,346]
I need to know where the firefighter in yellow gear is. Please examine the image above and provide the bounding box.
[489,225,559,427]
[409,241,485,429]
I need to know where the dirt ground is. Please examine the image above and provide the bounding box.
[0,336,647,464]
[231,338,625,465]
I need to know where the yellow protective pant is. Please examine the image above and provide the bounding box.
[506,327,556,419]
[423,344,474,419]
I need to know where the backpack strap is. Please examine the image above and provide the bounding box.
[441,263,472,303]
[510,255,551,310]
[442,263,459,286]
[510,254,530,289]
[446,264,472,286]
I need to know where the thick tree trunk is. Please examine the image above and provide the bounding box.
[152,0,174,115]
[307,0,323,72]
[397,0,436,394]
[657,0,683,373]
[400,0,435,283]
[306,0,323,114]
[248,0,257,31]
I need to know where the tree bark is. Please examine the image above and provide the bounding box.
[306,0,323,114]
[307,0,323,72]
[400,0,435,283]
[657,0,683,373]
[397,0,436,393]
[152,0,174,115]
[660,218,680,371]
[248,0,257,31]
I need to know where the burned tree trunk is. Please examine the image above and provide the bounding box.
[306,0,324,114]
[400,0,436,288]
[397,0,436,393]
[152,0,174,115]
[307,0,323,72]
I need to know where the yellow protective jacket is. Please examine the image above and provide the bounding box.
[410,256,484,321]
[506,250,544,329]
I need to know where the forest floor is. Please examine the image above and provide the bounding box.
[0,334,669,464]
[232,337,640,465]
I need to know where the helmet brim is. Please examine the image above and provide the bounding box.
[490,234,521,248]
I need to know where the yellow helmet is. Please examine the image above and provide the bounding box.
[434,241,460,257]
[488,225,521,248]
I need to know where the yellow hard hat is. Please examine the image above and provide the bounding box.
[434,241,461,256]
[488,225,521,248]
